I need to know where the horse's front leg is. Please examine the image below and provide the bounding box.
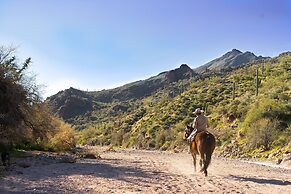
[192,153,197,173]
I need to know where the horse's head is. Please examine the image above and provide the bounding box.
[184,125,194,139]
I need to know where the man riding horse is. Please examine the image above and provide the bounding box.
[185,108,215,176]
[187,108,209,150]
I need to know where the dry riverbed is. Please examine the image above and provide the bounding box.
[0,147,290,194]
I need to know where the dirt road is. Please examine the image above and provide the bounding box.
[1,148,290,194]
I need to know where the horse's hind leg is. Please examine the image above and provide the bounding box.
[199,152,212,176]
[203,154,208,176]
[199,157,203,169]
[199,153,206,173]
[192,153,197,172]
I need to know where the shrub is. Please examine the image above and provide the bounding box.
[111,129,124,146]
[155,130,166,149]
[78,126,99,145]
[246,118,279,150]
[48,120,76,151]
[243,98,286,128]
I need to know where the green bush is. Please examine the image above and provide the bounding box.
[243,98,286,128]
[246,118,279,150]
[48,120,76,151]
[78,126,99,145]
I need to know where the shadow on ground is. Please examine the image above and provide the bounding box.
[230,175,291,186]
[0,157,169,193]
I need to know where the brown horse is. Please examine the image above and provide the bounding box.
[185,125,215,176]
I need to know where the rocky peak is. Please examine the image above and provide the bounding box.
[166,64,194,82]
[231,49,242,54]
[223,49,242,58]
[46,87,93,120]
[194,49,268,73]
[179,64,191,69]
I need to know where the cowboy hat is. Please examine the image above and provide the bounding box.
[194,108,203,114]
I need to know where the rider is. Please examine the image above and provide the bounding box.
[187,108,209,145]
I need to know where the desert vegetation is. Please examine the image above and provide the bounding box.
[0,46,76,152]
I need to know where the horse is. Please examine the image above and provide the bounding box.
[184,125,215,176]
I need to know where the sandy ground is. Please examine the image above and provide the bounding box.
[0,147,290,194]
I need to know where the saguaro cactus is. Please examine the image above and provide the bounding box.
[255,67,261,96]
[232,82,236,100]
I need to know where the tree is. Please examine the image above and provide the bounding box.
[0,47,32,139]
[0,47,46,141]
[0,46,76,150]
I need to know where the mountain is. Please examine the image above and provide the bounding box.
[47,64,196,121]
[194,49,268,73]
[48,87,93,120]
[47,49,267,124]
[90,63,196,102]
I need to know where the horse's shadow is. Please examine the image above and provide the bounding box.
[230,175,291,186]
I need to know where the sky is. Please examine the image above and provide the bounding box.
[0,0,290,98]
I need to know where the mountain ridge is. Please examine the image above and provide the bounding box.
[47,49,268,121]
[194,49,268,73]
[47,63,196,120]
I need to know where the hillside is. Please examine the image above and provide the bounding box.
[47,49,262,122]
[47,63,196,121]
[47,50,291,159]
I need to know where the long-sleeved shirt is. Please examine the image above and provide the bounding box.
[192,114,209,132]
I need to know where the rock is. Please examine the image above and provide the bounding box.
[160,146,168,151]
[57,155,76,163]
[228,115,236,123]
[172,149,179,153]
[106,146,116,152]
[83,153,99,159]
[268,153,275,159]
[282,155,291,162]
[18,162,31,168]
[16,170,24,174]
[276,158,283,165]
[231,140,237,144]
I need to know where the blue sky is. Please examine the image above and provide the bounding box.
[0,0,290,97]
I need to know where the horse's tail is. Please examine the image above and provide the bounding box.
[201,133,215,175]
